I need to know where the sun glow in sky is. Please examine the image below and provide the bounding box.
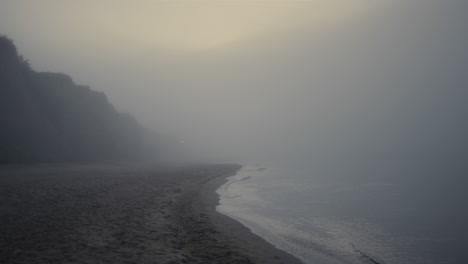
[107,0,375,51]
[1,0,380,52]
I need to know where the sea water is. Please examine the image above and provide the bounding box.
[216,157,468,264]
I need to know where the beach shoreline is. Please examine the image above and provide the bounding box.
[198,166,303,264]
[0,163,302,264]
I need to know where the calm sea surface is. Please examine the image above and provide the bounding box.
[217,157,467,264]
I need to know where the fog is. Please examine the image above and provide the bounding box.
[1,0,467,165]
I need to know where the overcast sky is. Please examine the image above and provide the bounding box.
[1,0,467,162]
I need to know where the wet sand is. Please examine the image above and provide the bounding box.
[0,164,302,264]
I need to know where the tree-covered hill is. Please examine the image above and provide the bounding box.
[0,36,162,163]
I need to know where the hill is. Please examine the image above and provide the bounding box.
[0,36,162,163]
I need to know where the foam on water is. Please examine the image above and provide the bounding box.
[216,166,371,264]
[216,165,455,264]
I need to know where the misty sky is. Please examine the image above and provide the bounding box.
[1,0,467,162]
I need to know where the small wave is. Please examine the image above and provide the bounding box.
[224,194,240,199]
[239,176,252,182]
[350,243,385,264]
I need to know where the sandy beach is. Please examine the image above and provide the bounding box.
[0,164,302,264]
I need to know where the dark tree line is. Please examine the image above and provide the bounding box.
[0,36,165,163]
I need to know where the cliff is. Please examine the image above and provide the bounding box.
[0,36,161,163]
